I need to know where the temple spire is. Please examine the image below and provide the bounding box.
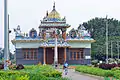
[46,10,48,17]
[53,2,55,10]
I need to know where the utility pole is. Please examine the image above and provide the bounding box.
[8,14,10,60]
[4,0,9,70]
[111,41,113,58]
[8,14,11,60]
[105,15,108,64]
[117,41,119,59]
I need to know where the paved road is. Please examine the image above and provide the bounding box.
[59,69,104,80]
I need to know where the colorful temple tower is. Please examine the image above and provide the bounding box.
[12,3,95,65]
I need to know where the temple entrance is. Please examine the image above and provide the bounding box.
[46,48,64,64]
[58,48,64,64]
[46,48,54,64]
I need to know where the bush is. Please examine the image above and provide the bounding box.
[108,58,115,64]
[9,64,16,70]
[0,74,29,80]
[114,72,120,79]
[16,64,24,70]
[75,66,114,77]
[91,60,98,65]
[0,63,4,69]
[0,65,67,80]
[111,67,120,71]
[104,70,113,77]
[99,63,117,70]
[116,59,120,64]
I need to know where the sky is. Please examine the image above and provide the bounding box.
[0,0,120,53]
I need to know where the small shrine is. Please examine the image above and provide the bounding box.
[12,2,95,65]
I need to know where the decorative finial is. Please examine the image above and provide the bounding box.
[53,1,55,10]
[46,10,48,17]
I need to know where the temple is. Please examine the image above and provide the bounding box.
[12,3,95,65]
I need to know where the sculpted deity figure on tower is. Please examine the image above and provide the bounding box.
[14,25,22,37]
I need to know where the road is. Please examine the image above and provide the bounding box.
[59,69,104,80]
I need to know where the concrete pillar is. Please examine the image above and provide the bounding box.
[43,47,46,64]
[64,48,66,62]
[54,37,58,64]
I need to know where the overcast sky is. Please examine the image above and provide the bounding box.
[0,0,120,53]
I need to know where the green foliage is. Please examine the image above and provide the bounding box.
[0,74,29,80]
[0,65,69,80]
[116,59,120,63]
[108,58,115,63]
[91,60,98,65]
[75,66,114,77]
[75,66,120,80]
[80,17,120,60]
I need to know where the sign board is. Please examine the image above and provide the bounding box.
[85,56,91,59]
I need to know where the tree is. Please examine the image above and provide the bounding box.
[81,17,120,60]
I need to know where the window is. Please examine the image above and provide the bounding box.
[69,49,84,60]
[23,49,38,60]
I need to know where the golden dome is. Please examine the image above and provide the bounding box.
[47,2,61,19]
[48,10,60,19]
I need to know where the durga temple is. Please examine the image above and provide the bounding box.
[12,3,95,65]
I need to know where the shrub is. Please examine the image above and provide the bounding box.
[75,66,114,77]
[104,70,113,77]
[0,65,67,80]
[0,74,29,80]
[116,59,120,64]
[16,64,24,70]
[91,60,98,65]
[29,73,48,80]
[16,75,29,80]
[0,63,4,69]
[75,65,120,79]
[108,58,115,63]
[9,64,16,70]
[99,63,117,70]
[111,67,120,71]
[118,63,120,67]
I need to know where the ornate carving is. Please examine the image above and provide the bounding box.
[78,24,91,38]
[42,30,46,40]
[13,25,22,37]
[62,31,66,40]
[29,28,37,38]
[69,28,77,38]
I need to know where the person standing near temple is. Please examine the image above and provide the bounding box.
[63,61,69,75]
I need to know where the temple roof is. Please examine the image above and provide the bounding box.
[39,23,70,28]
[40,2,67,23]
[39,2,70,28]
[47,2,61,19]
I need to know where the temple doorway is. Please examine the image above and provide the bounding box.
[46,48,64,64]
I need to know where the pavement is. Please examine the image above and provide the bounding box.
[58,69,104,80]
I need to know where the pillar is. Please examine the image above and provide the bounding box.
[54,37,58,64]
[43,47,46,64]
[64,48,66,62]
